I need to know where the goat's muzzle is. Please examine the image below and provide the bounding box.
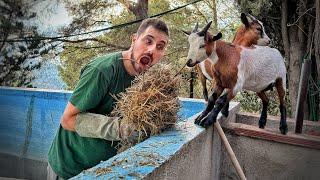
[186,59,197,67]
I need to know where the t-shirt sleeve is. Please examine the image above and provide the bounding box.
[69,65,110,112]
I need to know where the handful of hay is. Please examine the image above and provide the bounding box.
[111,64,181,150]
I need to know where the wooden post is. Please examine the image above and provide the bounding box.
[295,58,311,133]
[214,122,246,180]
[189,70,195,98]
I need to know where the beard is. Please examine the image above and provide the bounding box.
[130,46,153,74]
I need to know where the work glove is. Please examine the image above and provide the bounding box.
[74,113,138,142]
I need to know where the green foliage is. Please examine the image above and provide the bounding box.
[59,42,106,90]
[58,0,297,117]
[0,0,43,87]
[234,91,292,117]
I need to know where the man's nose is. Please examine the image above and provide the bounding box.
[147,44,157,54]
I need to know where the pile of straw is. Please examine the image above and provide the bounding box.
[111,64,181,150]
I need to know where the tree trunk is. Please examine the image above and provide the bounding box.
[212,0,218,31]
[315,0,320,119]
[132,0,148,19]
[315,0,320,77]
[281,0,290,74]
[288,26,304,117]
[118,0,148,19]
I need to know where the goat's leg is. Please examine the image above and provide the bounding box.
[221,102,229,117]
[196,65,209,101]
[275,78,288,135]
[195,86,224,125]
[257,91,269,129]
[199,90,235,128]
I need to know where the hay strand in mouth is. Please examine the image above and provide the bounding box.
[111,64,181,151]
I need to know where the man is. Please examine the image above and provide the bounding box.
[47,18,169,179]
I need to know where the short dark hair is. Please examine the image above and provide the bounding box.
[137,18,169,37]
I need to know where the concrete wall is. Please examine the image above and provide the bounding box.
[138,108,320,180]
[143,104,240,180]
[1,87,319,180]
[0,87,207,180]
[0,153,47,180]
[220,134,320,180]
[0,87,69,180]
[219,113,320,180]
[144,124,215,180]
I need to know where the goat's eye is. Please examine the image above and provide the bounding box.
[199,44,206,48]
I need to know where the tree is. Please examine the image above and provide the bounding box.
[0,0,42,87]
[0,0,64,87]
[58,0,239,96]
[59,0,151,89]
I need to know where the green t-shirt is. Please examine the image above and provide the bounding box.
[48,52,134,178]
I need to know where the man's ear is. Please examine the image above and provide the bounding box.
[131,33,137,44]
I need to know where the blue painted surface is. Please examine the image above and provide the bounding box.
[72,113,205,180]
[0,87,71,161]
[0,87,205,163]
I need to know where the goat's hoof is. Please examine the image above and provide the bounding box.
[259,122,265,129]
[279,125,288,135]
[221,109,229,117]
[194,112,207,125]
[199,114,216,128]
[258,118,266,129]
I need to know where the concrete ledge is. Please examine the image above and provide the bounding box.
[72,102,240,179]
[225,122,320,150]
[236,111,320,136]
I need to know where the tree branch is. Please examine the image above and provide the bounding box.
[51,38,129,50]
[281,0,290,70]
[297,0,307,44]
[287,7,314,27]
[117,0,134,12]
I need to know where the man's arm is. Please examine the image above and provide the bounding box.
[60,102,137,141]
[60,102,80,131]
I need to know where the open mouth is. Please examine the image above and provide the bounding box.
[140,55,152,66]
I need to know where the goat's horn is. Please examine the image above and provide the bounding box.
[192,22,199,33]
[198,21,212,36]
[181,30,191,35]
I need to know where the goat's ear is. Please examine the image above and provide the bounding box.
[181,30,191,36]
[212,32,222,41]
[241,13,250,27]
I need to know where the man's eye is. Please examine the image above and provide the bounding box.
[146,38,152,44]
[156,44,165,50]
[257,28,262,31]
[200,44,206,48]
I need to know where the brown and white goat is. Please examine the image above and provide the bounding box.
[185,22,288,135]
[196,13,271,102]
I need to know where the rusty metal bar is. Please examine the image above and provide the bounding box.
[295,58,311,133]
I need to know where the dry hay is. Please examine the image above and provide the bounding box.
[94,167,113,176]
[111,64,181,151]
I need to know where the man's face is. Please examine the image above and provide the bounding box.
[131,26,169,74]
